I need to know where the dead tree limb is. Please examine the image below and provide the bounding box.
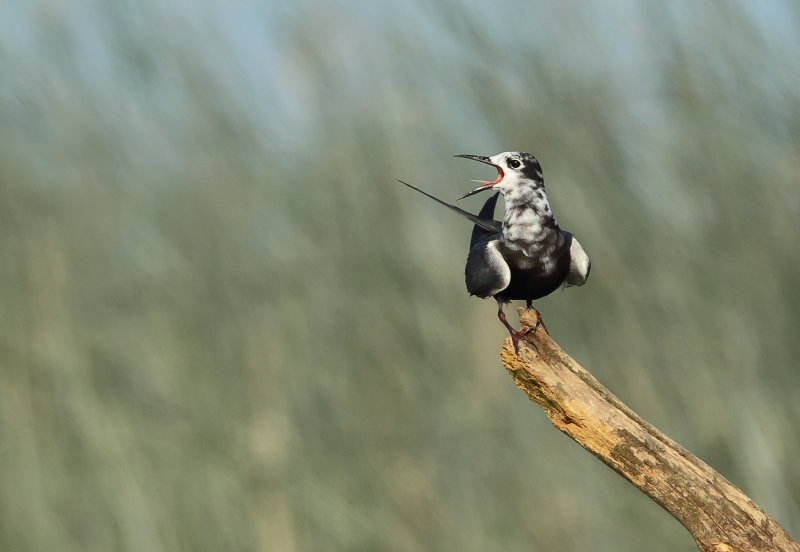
[502,308,799,552]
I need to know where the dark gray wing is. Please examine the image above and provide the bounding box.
[465,234,511,299]
[398,180,502,234]
[560,230,591,287]
[470,192,500,250]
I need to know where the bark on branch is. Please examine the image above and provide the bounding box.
[503,308,799,552]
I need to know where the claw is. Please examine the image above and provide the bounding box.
[509,327,538,354]
[498,303,540,354]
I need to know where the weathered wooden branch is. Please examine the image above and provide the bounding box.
[503,308,799,552]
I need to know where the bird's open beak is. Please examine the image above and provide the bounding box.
[454,154,504,199]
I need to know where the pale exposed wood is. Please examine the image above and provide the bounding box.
[502,307,799,552]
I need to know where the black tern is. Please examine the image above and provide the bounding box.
[399,151,590,351]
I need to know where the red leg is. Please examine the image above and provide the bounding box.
[497,305,537,353]
[531,309,549,335]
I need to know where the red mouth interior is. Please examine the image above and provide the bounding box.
[475,164,504,186]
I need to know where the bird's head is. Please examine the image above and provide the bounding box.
[455,151,543,199]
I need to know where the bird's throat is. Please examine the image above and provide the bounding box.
[501,186,558,240]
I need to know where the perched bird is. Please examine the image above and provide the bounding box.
[399,151,590,351]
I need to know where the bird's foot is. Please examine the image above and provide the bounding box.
[509,327,538,354]
[500,305,544,354]
[523,306,549,335]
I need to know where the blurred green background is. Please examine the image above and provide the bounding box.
[2,1,799,550]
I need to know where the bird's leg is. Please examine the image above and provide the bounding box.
[497,301,536,353]
[524,300,549,335]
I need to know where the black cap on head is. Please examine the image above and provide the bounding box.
[507,152,542,182]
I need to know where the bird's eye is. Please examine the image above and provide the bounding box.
[507,158,521,169]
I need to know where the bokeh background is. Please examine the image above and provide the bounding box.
[2,1,799,551]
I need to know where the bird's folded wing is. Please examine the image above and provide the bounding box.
[465,236,510,298]
[561,231,591,287]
